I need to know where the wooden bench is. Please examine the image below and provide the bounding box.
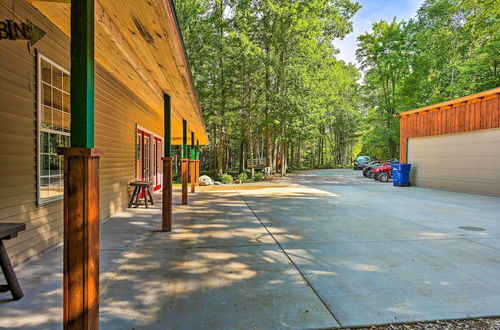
[128,181,154,208]
[0,223,26,300]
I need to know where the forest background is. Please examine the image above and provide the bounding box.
[173,0,499,178]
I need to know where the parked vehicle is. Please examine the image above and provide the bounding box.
[372,159,399,182]
[353,156,371,170]
[372,163,392,181]
[363,162,380,177]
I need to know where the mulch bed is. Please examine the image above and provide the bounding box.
[344,318,500,330]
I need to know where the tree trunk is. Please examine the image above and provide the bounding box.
[239,137,245,173]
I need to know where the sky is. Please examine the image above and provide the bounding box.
[334,0,425,65]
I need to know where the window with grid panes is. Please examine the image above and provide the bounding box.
[37,54,70,204]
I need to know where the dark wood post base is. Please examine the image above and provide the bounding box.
[181,159,189,205]
[190,160,196,193]
[59,147,103,330]
[195,160,200,185]
[162,157,173,231]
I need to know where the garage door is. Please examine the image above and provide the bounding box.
[408,128,500,196]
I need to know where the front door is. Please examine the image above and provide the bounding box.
[153,137,162,191]
[137,129,151,182]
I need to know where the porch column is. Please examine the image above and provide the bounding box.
[162,94,173,231]
[190,131,196,193]
[196,140,200,185]
[181,120,188,205]
[60,0,101,329]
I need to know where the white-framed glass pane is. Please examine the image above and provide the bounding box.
[63,93,70,113]
[42,106,51,129]
[53,110,63,131]
[40,177,50,199]
[38,54,70,204]
[42,83,52,107]
[53,67,63,90]
[41,59,51,84]
[40,154,50,176]
[62,73,70,93]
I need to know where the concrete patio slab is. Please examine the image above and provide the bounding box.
[237,169,500,327]
[100,244,338,329]
[1,169,499,329]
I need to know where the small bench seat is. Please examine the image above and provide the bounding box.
[0,223,26,300]
[128,181,154,208]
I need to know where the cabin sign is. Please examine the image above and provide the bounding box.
[0,19,45,45]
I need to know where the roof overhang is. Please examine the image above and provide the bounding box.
[28,0,208,145]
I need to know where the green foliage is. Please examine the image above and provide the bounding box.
[356,0,499,160]
[175,0,498,165]
[220,173,233,184]
[238,172,248,181]
[175,0,362,172]
[253,172,263,181]
[172,173,181,184]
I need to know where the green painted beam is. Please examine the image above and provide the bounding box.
[196,140,200,160]
[70,0,94,148]
[190,131,195,159]
[182,120,188,158]
[164,94,172,157]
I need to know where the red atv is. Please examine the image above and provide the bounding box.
[372,163,392,182]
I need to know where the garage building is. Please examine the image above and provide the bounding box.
[398,88,500,196]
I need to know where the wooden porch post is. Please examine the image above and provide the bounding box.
[181,120,188,205]
[60,0,102,329]
[162,94,173,231]
[190,132,196,193]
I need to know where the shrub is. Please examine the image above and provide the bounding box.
[253,172,263,181]
[238,172,248,181]
[221,173,233,184]
[172,173,181,184]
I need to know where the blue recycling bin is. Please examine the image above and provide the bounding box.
[392,163,412,187]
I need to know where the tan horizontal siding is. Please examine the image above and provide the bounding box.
[1,0,165,264]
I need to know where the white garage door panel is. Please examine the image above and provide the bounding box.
[408,128,500,196]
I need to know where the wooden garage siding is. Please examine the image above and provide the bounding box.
[399,89,500,163]
[0,0,163,265]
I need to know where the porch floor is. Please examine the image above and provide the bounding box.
[2,170,499,329]
[0,189,337,329]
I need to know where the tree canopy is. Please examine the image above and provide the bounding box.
[174,0,499,176]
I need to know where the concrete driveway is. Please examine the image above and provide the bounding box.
[2,169,499,329]
[237,169,500,327]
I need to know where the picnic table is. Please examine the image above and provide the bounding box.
[128,181,155,208]
[0,223,26,300]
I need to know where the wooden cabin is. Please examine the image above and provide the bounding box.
[0,0,208,265]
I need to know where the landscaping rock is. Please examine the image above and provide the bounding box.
[214,181,221,185]
[234,179,242,184]
[199,175,213,186]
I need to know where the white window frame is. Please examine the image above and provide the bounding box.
[37,53,71,205]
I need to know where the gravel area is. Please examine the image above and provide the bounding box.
[345,318,500,329]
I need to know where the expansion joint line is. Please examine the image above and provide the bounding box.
[234,187,342,327]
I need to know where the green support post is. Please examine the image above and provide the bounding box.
[181,120,188,204]
[70,0,94,148]
[182,120,188,158]
[190,131,195,159]
[164,94,172,157]
[196,140,200,160]
[162,93,173,231]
